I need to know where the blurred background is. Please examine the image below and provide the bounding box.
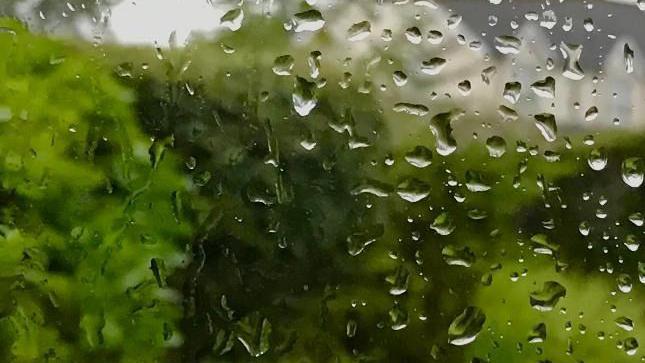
[0,0,642,362]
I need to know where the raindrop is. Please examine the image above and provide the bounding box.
[530,76,555,99]
[427,30,443,44]
[404,27,422,44]
[386,265,410,295]
[624,43,634,74]
[494,35,522,55]
[584,106,598,121]
[615,316,634,331]
[347,21,371,41]
[530,233,560,255]
[448,306,486,346]
[587,147,607,171]
[617,273,632,293]
[431,212,455,236]
[621,158,644,188]
[486,136,507,158]
[442,245,476,267]
[421,57,447,75]
[393,70,408,86]
[560,42,585,80]
[465,170,491,192]
[396,178,431,202]
[503,82,522,104]
[529,281,566,311]
[393,102,429,116]
[290,10,325,32]
[534,113,558,142]
[405,146,433,168]
[220,8,244,31]
[272,55,295,76]
[293,77,317,116]
[527,323,547,343]
[429,109,464,156]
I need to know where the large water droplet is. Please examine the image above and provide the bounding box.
[448,306,486,346]
[534,113,558,142]
[421,57,447,75]
[442,245,476,267]
[290,10,325,32]
[530,76,555,99]
[431,212,455,236]
[494,35,522,55]
[560,42,585,80]
[292,77,317,116]
[347,21,371,41]
[220,8,244,31]
[396,178,431,202]
[405,146,433,168]
[272,55,295,76]
[587,147,607,171]
[621,157,644,188]
[486,136,507,158]
[429,109,464,156]
[393,102,429,116]
[529,281,566,311]
[624,43,634,74]
[503,82,522,104]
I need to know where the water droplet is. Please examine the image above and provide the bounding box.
[560,42,585,80]
[498,105,519,122]
[529,281,566,311]
[386,265,410,295]
[235,312,271,357]
[615,316,634,331]
[622,337,639,356]
[486,136,507,158]
[621,157,644,188]
[617,273,632,293]
[629,212,644,226]
[307,50,322,78]
[534,113,558,142]
[220,8,244,31]
[293,77,317,116]
[494,35,522,55]
[347,21,371,41]
[624,43,634,74]
[421,57,447,75]
[290,10,325,32]
[272,55,294,76]
[393,70,408,86]
[393,102,429,116]
[530,76,555,99]
[587,147,607,171]
[429,109,464,156]
[503,82,522,104]
[396,178,431,202]
[404,26,422,44]
[351,179,392,197]
[431,212,455,236]
[465,170,491,192]
[389,304,409,331]
[427,30,443,44]
[442,245,476,267]
[584,106,598,121]
[448,306,486,346]
[530,233,560,255]
[347,224,384,256]
[527,322,547,343]
[405,146,433,168]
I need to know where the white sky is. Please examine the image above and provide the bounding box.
[109,0,224,45]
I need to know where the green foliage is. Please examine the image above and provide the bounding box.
[0,19,195,362]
